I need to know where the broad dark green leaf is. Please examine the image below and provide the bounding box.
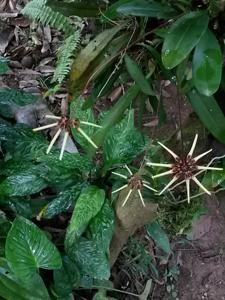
[65,186,105,251]
[41,184,84,218]
[193,28,222,96]
[0,57,10,75]
[88,200,114,252]
[0,260,50,300]
[53,256,80,297]
[0,212,11,256]
[0,88,38,118]
[103,0,131,19]
[187,89,225,144]
[162,11,209,69]
[47,0,100,17]
[5,217,62,281]
[103,110,147,170]
[116,0,176,18]
[89,84,140,156]
[125,55,154,96]
[147,221,171,254]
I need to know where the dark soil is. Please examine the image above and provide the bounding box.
[176,194,225,300]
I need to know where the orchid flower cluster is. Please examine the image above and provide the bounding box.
[33,115,101,160]
[111,134,223,206]
[111,165,157,207]
[147,134,223,203]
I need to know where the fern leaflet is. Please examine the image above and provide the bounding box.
[52,32,81,84]
[22,0,73,35]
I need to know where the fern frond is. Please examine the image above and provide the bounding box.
[52,32,81,84]
[22,0,73,35]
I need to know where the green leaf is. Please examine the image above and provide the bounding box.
[65,186,105,251]
[103,110,147,169]
[53,256,80,297]
[146,221,171,254]
[0,260,50,300]
[69,26,122,94]
[162,11,209,69]
[103,0,131,19]
[0,57,10,75]
[0,166,47,197]
[47,0,100,17]
[193,28,222,96]
[124,55,154,96]
[70,97,98,151]
[70,238,110,280]
[0,88,38,118]
[187,89,225,144]
[116,0,176,18]
[5,216,62,282]
[89,84,140,156]
[41,184,84,218]
[88,200,114,253]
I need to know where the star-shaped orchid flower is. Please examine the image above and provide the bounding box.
[33,114,101,160]
[146,134,223,203]
[111,165,157,207]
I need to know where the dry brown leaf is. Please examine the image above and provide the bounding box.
[110,187,158,266]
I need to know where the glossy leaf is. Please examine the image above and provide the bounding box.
[53,256,80,297]
[69,27,121,93]
[125,55,154,96]
[5,216,62,281]
[187,89,225,144]
[162,11,209,69]
[116,0,176,18]
[147,221,171,254]
[65,186,105,250]
[47,0,100,17]
[42,184,84,219]
[193,28,222,96]
[103,110,147,169]
[103,0,131,19]
[0,167,47,197]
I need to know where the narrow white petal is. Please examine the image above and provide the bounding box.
[143,183,157,192]
[122,189,133,207]
[77,127,98,149]
[33,122,58,132]
[46,128,62,154]
[59,131,69,160]
[192,176,211,195]
[158,141,179,159]
[80,121,102,128]
[146,162,173,168]
[111,172,128,179]
[152,169,174,179]
[45,115,61,120]
[159,176,178,195]
[124,164,133,175]
[197,166,223,171]
[138,189,145,207]
[193,149,212,162]
[188,134,198,157]
[186,179,190,204]
[112,184,128,194]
